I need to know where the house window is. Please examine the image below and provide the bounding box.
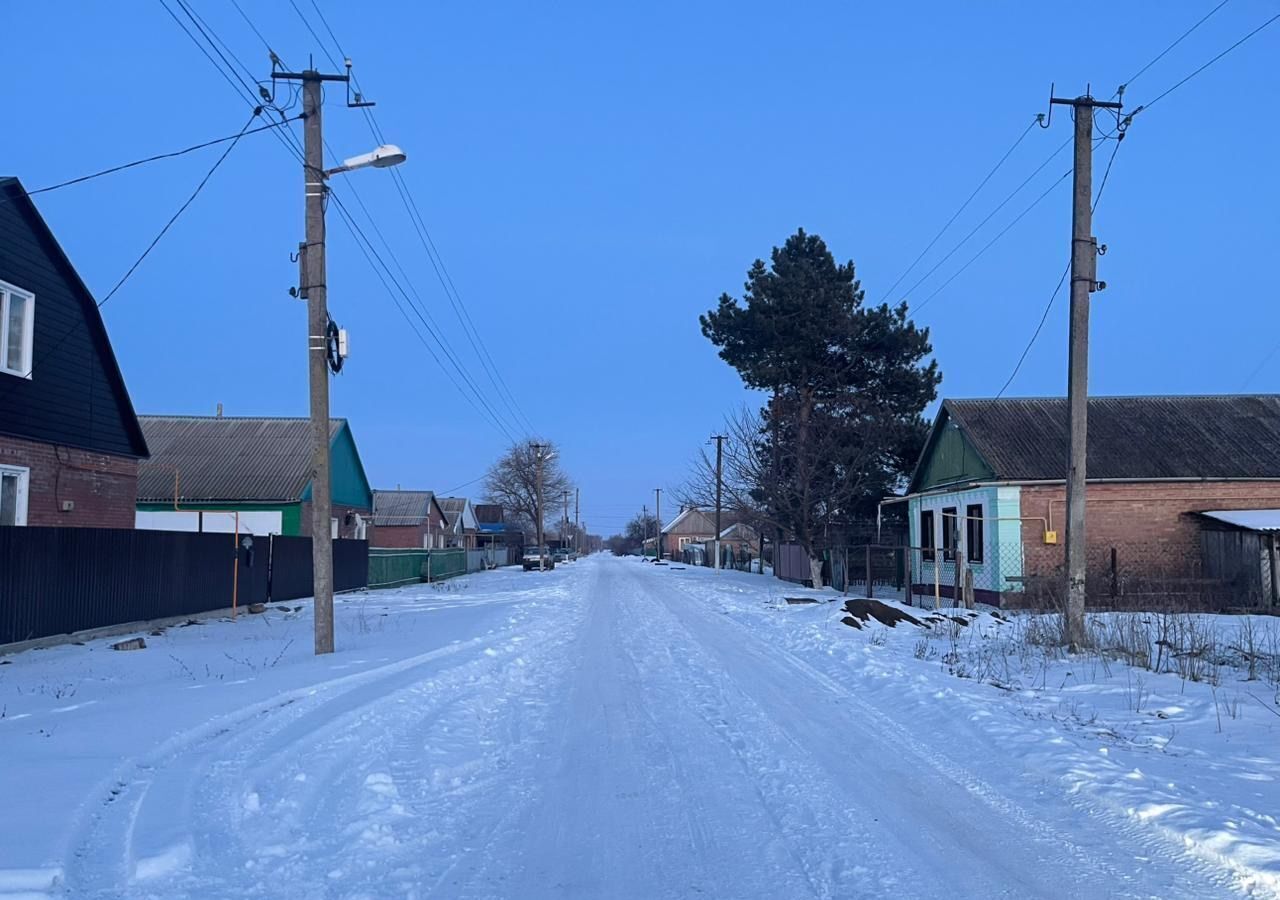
[0,280,35,378]
[0,465,30,526]
[920,509,935,561]
[941,507,958,561]
[965,503,984,563]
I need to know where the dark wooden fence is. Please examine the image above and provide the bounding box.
[0,527,368,646]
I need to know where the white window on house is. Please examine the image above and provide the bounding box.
[0,465,30,526]
[0,280,36,378]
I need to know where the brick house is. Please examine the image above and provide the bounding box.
[903,395,1280,606]
[136,416,373,539]
[0,177,149,527]
[372,490,448,548]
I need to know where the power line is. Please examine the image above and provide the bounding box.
[996,136,1125,398]
[4,116,298,205]
[164,0,528,443]
[1,107,262,392]
[895,136,1072,306]
[912,166,1073,314]
[292,0,540,437]
[879,116,1040,302]
[1117,0,1233,94]
[1129,8,1280,118]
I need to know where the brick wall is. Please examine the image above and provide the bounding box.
[373,524,429,548]
[0,433,138,528]
[1018,480,1280,582]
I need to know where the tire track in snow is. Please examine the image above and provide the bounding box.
[656,569,1245,899]
[58,576,587,899]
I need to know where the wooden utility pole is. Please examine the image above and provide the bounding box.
[711,434,726,573]
[1050,89,1120,650]
[642,503,648,558]
[574,488,580,555]
[655,488,663,561]
[562,489,571,555]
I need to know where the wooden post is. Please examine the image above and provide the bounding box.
[865,545,873,600]
[954,551,964,609]
[902,547,912,605]
[964,567,975,610]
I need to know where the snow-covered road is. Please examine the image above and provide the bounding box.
[0,555,1261,898]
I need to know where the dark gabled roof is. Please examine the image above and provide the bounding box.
[0,177,148,458]
[372,490,437,526]
[911,395,1280,491]
[137,416,344,502]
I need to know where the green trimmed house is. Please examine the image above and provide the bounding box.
[904,395,1280,606]
[135,415,373,538]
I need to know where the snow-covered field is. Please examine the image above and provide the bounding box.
[0,555,1277,898]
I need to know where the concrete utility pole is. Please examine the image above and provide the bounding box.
[562,490,571,556]
[1050,89,1121,650]
[532,443,550,571]
[711,434,727,573]
[655,488,663,561]
[273,60,402,655]
[642,503,648,558]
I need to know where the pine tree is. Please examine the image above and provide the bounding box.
[700,229,940,586]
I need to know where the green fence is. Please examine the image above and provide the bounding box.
[368,548,467,589]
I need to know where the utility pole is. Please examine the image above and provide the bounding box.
[532,443,550,571]
[574,488,580,555]
[710,435,726,573]
[655,488,663,562]
[642,503,648,558]
[562,489,570,556]
[1050,88,1120,650]
[272,60,400,655]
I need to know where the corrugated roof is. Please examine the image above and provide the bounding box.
[137,416,344,502]
[933,395,1280,484]
[372,490,435,526]
[1198,509,1280,532]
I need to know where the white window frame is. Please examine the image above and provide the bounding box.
[0,464,30,526]
[0,279,36,379]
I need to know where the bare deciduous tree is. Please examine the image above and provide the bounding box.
[483,441,573,546]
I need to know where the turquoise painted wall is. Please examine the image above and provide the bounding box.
[301,423,373,510]
[908,485,1023,597]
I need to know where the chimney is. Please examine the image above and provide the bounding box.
[216,402,223,418]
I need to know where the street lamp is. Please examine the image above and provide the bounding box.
[324,144,407,177]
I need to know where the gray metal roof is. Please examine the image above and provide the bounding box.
[137,416,344,502]
[372,490,436,526]
[1198,509,1280,532]
[938,395,1280,484]
[439,497,468,528]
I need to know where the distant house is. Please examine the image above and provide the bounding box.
[372,490,447,548]
[439,497,479,549]
[661,507,749,560]
[904,395,1280,606]
[135,415,373,538]
[0,177,150,528]
[474,503,523,561]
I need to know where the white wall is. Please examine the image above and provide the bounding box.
[135,509,283,535]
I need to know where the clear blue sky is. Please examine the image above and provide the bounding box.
[5,1,1277,536]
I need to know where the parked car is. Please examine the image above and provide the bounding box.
[553,548,571,563]
[523,546,555,571]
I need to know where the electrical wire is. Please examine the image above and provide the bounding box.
[895,136,1072,306]
[3,117,298,205]
[912,166,1072,314]
[879,116,1040,303]
[294,0,540,438]
[162,0,529,443]
[995,137,1125,398]
[1128,8,1280,118]
[0,108,262,392]
[1116,0,1233,95]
